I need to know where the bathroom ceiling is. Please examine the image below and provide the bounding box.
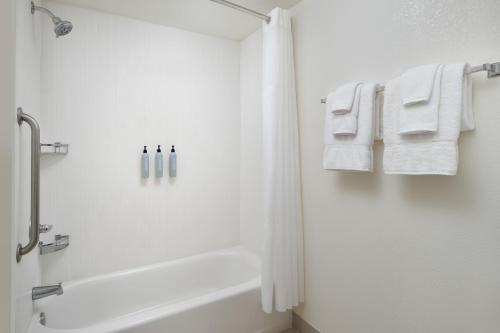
[53,0,302,40]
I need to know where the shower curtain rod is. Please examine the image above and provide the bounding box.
[320,62,500,103]
[209,0,271,23]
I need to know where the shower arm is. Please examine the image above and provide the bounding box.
[31,2,60,22]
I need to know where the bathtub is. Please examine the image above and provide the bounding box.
[28,247,290,333]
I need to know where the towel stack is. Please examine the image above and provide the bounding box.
[383,63,475,175]
[322,63,475,176]
[323,82,378,172]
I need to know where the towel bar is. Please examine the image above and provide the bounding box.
[320,62,500,104]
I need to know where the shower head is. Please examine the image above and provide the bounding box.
[31,1,73,38]
[52,18,73,37]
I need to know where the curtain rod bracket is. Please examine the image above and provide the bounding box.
[484,62,500,78]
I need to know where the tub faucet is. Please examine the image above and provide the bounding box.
[32,283,63,301]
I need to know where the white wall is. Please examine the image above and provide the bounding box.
[241,1,500,332]
[239,29,264,255]
[14,1,44,332]
[40,1,241,283]
[0,0,16,331]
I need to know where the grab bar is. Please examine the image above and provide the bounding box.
[16,107,41,262]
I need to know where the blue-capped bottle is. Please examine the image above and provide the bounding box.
[155,145,163,178]
[141,146,149,178]
[169,145,177,178]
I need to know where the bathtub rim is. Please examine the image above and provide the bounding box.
[29,246,263,333]
[44,246,260,292]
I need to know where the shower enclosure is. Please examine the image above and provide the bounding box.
[12,0,300,332]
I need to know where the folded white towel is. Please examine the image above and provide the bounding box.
[398,64,444,134]
[383,63,475,176]
[323,83,377,171]
[331,84,361,135]
[328,82,361,115]
[401,64,440,105]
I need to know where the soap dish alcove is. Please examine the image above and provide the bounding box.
[41,142,69,155]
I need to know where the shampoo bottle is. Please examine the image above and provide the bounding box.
[169,145,177,178]
[141,146,149,178]
[155,145,163,177]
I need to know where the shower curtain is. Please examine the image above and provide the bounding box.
[261,8,304,314]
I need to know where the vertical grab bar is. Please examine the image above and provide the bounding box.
[16,107,41,262]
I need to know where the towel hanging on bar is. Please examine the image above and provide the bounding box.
[320,61,500,104]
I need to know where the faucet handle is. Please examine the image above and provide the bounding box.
[39,224,53,233]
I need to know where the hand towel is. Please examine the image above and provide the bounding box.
[461,64,475,131]
[401,64,440,105]
[383,63,475,176]
[398,64,444,134]
[328,82,361,115]
[331,84,361,135]
[323,83,377,171]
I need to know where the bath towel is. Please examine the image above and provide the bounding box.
[383,63,475,175]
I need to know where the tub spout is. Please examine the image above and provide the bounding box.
[32,283,63,301]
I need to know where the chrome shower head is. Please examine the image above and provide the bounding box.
[31,1,73,38]
[53,18,73,37]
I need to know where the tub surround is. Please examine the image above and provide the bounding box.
[40,1,241,283]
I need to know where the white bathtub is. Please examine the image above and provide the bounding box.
[28,247,290,333]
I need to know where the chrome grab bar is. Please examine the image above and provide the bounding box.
[16,107,41,262]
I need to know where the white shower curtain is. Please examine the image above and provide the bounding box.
[261,8,304,314]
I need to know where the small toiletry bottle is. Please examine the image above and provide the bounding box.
[169,145,177,178]
[155,145,163,177]
[141,146,149,178]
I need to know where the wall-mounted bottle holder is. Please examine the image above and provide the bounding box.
[41,142,68,155]
[39,234,70,255]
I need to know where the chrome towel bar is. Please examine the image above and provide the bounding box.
[320,61,500,104]
[16,107,41,262]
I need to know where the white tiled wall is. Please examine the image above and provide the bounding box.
[239,29,264,255]
[39,1,241,283]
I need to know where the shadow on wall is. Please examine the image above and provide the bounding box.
[333,142,384,196]
[398,130,478,213]
[332,134,478,215]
